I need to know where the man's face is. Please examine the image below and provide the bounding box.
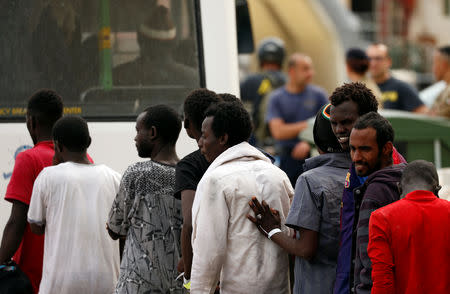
[432,51,449,81]
[330,100,360,151]
[367,45,391,80]
[198,116,227,163]
[134,112,153,158]
[350,127,382,177]
[290,57,314,87]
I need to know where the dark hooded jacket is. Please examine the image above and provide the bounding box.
[352,163,406,294]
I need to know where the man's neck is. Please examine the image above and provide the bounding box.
[374,72,390,84]
[348,71,363,82]
[34,130,53,145]
[261,64,280,71]
[35,137,52,145]
[151,144,179,166]
[64,153,91,165]
[379,158,394,172]
[285,82,306,94]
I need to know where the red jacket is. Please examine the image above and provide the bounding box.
[368,190,450,294]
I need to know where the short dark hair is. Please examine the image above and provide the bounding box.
[218,93,243,105]
[52,116,91,152]
[353,112,394,151]
[346,48,369,75]
[401,160,439,189]
[27,89,64,129]
[204,102,252,147]
[142,104,182,145]
[184,89,221,132]
[330,82,378,115]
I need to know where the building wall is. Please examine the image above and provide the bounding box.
[409,0,450,46]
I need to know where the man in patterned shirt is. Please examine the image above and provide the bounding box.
[107,104,183,293]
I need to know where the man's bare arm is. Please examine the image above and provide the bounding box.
[180,189,195,279]
[29,223,45,235]
[271,228,318,260]
[413,105,429,114]
[0,200,28,263]
[269,118,308,140]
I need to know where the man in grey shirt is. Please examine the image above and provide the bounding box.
[248,103,351,293]
[107,105,183,293]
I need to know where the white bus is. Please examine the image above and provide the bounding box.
[0,0,241,232]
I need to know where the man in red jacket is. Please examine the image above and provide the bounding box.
[368,160,450,294]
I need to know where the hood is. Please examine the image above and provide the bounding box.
[365,163,406,185]
[303,152,351,172]
[192,142,272,225]
[205,142,271,173]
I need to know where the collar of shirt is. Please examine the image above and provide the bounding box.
[35,140,54,148]
[405,190,438,202]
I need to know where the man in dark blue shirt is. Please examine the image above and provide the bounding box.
[366,43,428,113]
[266,53,328,186]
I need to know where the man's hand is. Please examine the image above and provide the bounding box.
[0,200,28,264]
[291,141,310,160]
[247,197,281,237]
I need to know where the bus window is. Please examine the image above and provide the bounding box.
[0,0,202,120]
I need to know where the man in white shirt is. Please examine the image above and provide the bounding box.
[27,116,121,294]
[191,102,293,294]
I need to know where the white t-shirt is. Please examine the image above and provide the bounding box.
[28,162,121,294]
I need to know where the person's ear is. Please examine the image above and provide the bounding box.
[149,126,157,140]
[87,136,92,148]
[219,133,229,146]
[434,185,442,198]
[54,141,63,153]
[383,141,393,157]
[30,115,37,131]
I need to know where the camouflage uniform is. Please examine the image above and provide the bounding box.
[431,85,450,118]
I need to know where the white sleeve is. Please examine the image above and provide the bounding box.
[27,171,48,226]
[190,177,229,294]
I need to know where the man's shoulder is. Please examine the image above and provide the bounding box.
[306,84,328,97]
[269,86,287,99]
[207,157,281,180]
[178,149,206,166]
[367,164,405,182]
[241,72,265,84]
[177,150,209,174]
[94,164,121,179]
[123,161,154,177]
[16,143,52,161]
[386,77,416,92]
[371,197,409,221]
[126,160,175,174]
[300,164,347,193]
[303,164,348,180]
[364,164,405,200]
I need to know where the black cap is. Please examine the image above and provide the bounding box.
[313,103,343,153]
[257,37,285,65]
